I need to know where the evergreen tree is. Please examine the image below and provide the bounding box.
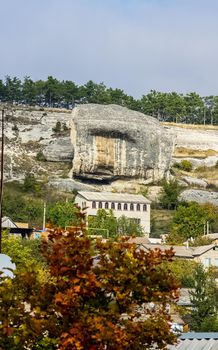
[190,264,218,331]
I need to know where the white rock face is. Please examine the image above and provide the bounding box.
[165,125,218,151]
[181,176,208,188]
[180,189,218,206]
[71,104,174,183]
[2,106,73,180]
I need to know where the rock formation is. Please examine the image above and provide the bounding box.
[70,104,173,183]
[180,189,218,206]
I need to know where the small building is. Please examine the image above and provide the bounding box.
[132,242,218,268]
[2,216,33,238]
[75,191,151,234]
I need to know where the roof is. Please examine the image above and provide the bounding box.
[77,191,151,204]
[137,243,218,259]
[141,244,194,258]
[2,216,17,228]
[127,236,150,245]
[168,333,218,350]
[15,222,29,229]
[192,244,216,256]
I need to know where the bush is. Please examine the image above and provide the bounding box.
[52,121,61,133]
[36,150,46,161]
[12,124,18,131]
[174,160,193,172]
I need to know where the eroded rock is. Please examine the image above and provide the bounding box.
[180,189,218,206]
[71,104,173,183]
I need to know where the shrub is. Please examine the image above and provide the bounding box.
[174,160,193,172]
[36,150,46,161]
[52,121,61,133]
[12,124,18,131]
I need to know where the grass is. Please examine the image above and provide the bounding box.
[173,147,218,158]
[162,122,218,130]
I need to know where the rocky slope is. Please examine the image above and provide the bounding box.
[1,104,218,203]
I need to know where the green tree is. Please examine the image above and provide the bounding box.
[2,230,45,267]
[47,200,81,228]
[159,180,182,210]
[88,209,118,237]
[88,209,144,238]
[190,264,218,331]
[170,202,218,240]
[22,76,37,104]
[117,215,144,236]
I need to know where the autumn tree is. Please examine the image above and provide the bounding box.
[0,224,179,349]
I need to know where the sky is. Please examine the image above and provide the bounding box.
[1,0,218,98]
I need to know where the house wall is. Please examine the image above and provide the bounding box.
[194,248,218,267]
[75,194,150,234]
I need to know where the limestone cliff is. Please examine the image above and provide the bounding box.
[71,104,173,183]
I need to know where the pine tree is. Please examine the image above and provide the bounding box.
[190,264,217,331]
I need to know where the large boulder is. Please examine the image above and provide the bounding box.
[180,189,218,206]
[70,104,173,183]
[43,137,74,162]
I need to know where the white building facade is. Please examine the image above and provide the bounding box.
[75,191,151,234]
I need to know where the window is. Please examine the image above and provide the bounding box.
[215,259,218,267]
[130,203,134,211]
[99,202,102,209]
[204,258,211,268]
[111,202,115,210]
[124,203,128,211]
[92,201,96,209]
[82,201,86,209]
[143,204,147,211]
[105,202,109,209]
[136,203,141,211]
[118,203,122,210]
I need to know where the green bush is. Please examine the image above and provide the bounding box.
[174,160,193,172]
[36,150,46,161]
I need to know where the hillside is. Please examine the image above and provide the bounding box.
[0,104,218,205]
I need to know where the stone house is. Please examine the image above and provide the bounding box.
[75,191,151,234]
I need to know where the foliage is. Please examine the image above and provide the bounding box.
[174,160,193,172]
[88,209,117,237]
[52,121,61,133]
[1,75,218,124]
[23,173,41,193]
[189,264,218,331]
[170,202,218,240]
[0,224,179,349]
[2,231,45,267]
[3,187,44,227]
[117,215,144,236]
[190,236,213,246]
[47,200,81,228]
[88,209,144,238]
[167,259,198,288]
[36,150,46,161]
[159,180,182,210]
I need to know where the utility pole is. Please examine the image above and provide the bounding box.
[206,221,209,235]
[0,109,4,253]
[43,202,46,231]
